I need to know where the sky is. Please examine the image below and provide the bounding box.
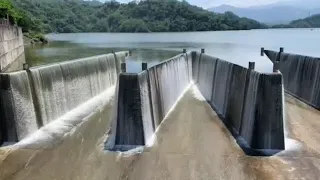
[100,0,292,8]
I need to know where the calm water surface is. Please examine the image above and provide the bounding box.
[25,29,320,73]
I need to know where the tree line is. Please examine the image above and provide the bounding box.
[272,14,320,28]
[9,0,267,33]
[0,0,47,43]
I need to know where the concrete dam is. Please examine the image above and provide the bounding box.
[0,49,320,179]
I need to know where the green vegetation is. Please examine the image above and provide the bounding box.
[0,0,47,43]
[11,0,267,33]
[272,14,320,28]
[290,14,320,28]
[0,0,21,24]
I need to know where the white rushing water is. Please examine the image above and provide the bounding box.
[4,71,38,141]
[30,54,119,125]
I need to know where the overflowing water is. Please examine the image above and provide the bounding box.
[30,54,119,125]
[107,53,192,150]
[0,52,127,143]
[0,71,37,141]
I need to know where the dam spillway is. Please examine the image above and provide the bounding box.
[105,51,284,155]
[0,49,320,179]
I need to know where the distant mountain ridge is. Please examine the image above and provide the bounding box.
[11,0,267,33]
[209,0,320,24]
[289,14,320,28]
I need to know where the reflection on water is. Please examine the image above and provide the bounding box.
[26,29,320,73]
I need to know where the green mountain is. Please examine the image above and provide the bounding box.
[11,0,267,33]
[290,14,320,28]
[272,14,320,28]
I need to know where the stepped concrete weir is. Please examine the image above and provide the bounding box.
[2,50,320,179]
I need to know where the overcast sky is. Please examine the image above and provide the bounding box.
[106,0,292,8]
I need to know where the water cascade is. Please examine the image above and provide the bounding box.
[193,51,284,155]
[264,50,320,109]
[107,53,192,150]
[0,52,128,144]
[0,71,38,142]
[108,51,284,155]
[0,49,285,156]
[0,49,292,179]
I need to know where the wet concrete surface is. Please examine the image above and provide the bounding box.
[1,86,320,179]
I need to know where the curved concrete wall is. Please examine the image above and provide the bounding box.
[264,50,320,109]
[0,52,127,144]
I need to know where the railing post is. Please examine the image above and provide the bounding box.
[276,47,284,63]
[248,62,255,70]
[280,47,284,53]
[142,62,147,71]
[261,47,264,56]
[201,48,205,54]
[121,63,126,73]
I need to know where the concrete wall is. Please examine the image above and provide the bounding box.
[115,73,145,147]
[109,53,192,150]
[0,52,128,145]
[0,25,25,72]
[264,50,320,109]
[193,52,285,155]
[111,51,284,156]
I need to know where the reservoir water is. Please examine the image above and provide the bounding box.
[25,28,320,73]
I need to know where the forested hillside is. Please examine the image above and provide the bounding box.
[272,14,320,28]
[289,14,320,28]
[11,0,267,33]
[0,0,47,43]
